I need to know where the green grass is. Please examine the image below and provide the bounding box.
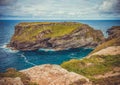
[90,38,120,54]
[12,22,101,43]
[12,22,82,43]
[61,55,120,79]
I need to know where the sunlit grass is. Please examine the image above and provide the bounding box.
[12,22,82,42]
[61,55,120,79]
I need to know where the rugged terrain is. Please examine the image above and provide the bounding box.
[8,22,104,51]
[21,64,91,85]
[1,25,120,85]
[61,26,120,85]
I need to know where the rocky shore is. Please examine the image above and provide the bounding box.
[1,24,120,85]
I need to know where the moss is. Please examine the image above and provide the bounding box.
[61,55,120,79]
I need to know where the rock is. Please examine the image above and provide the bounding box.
[8,22,104,51]
[0,77,24,85]
[88,26,120,55]
[87,46,120,58]
[21,64,90,85]
[107,26,120,40]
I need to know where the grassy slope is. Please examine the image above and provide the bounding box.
[90,38,120,54]
[12,22,101,43]
[61,54,120,79]
[61,27,120,84]
[13,22,82,42]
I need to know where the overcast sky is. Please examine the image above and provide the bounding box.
[0,0,120,20]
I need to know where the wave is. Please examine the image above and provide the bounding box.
[39,48,55,52]
[0,43,19,53]
[20,53,36,66]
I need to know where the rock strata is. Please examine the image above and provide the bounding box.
[8,22,104,51]
[107,26,120,40]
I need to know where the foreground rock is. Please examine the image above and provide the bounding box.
[8,22,104,51]
[0,77,24,85]
[21,64,90,85]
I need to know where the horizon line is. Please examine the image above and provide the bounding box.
[0,18,120,20]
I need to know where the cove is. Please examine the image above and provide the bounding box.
[0,47,93,72]
[1,20,120,72]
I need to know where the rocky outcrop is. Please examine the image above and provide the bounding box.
[107,26,120,40]
[89,26,120,54]
[61,26,120,85]
[8,22,104,51]
[21,64,91,85]
[0,77,24,85]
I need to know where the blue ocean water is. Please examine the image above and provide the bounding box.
[0,20,120,72]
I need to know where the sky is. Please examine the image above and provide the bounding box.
[0,0,120,20]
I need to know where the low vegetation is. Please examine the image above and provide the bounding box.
[92,75,120,85]
[90,38,120,54]
[90,26,120,54]
[12,22,102,44]
[0,68,38,85]
[13,22,82,42]
[61,54,120,79]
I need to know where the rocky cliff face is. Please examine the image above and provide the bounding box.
[8,22,104,51]
[90,26,120,54]
[61,26,120,85]
[107,26,120,40]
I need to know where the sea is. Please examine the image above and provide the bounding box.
[0,20,120,72]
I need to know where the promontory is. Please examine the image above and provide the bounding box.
[8,22,104,51]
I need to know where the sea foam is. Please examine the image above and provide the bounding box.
[20,53,36,66]
[39,48,55,52]
[0,43,19,53]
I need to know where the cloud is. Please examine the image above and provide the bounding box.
[99,0,120,14]
[0,0,17,6]
[0,0,120,19]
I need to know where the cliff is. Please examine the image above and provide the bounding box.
[8,22,104,51]
[90,26,120,54]
[3,24,119,85]
[61,26,120,85]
